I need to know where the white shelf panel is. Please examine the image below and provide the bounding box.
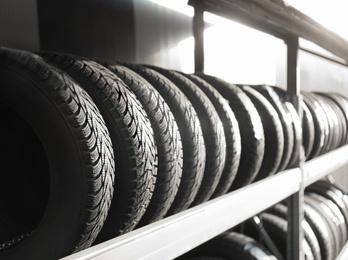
[303,145,348,187]
[60,168,301,260]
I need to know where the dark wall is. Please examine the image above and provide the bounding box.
[0,0,40,51]
[37,0,136,62]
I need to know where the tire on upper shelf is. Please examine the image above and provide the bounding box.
[302,100,315,160]
[314,94,339,154]
[97,62,183,226]
[272,87,302,169]
[123,64,206,215]
[183,74,241,198]
[0,47,115,259]
[146,66,226,206]
[196,74,265,190]
[302,92,327,160]
[240,85,284,181]
[39,52,157,243]
[318,93,346,149]
[250,85,294,172]
[324,93,348,145]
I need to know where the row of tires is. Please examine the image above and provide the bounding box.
[179,180,348,260]
[0,46,347,259]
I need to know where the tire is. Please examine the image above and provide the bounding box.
[307,192,346,251]
[183,74,241,198]
[302,92,327,160]
[147,66,226,206]
[124,64,206,215]
[260,213,315,260]
[302,100,315,160]
[304,197,335,260]
[179,231,277,260]
[241,86,284,181]
[272,87,301,169]
[39,53,157,242]
[319,94,346,149]
[98,63,183,226]
[266,204,322,260]
[307,181,348,241]
[197,74,265,190]
[0,47,114,259]
[284,101,302,168]
[250,85,294,171]
[314,94,338,153]
[324,93,348,145]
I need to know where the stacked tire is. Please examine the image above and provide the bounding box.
[1,46,348,259]
[244,180,348,260]
[177,231,277,260]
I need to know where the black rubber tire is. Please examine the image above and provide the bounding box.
[259,213,315,260]
[179,231,277,260]
[302,92,327,160]
[147,66,226,206]
[259,213,287,259]
[304,197,335,260]
[301,100,315,160]
[272,87,301,169]
[98,63,183,226]
[197,74,265,190]
[314,94,338,153]
[307,180,348,241]
[0,47,115,259]
[266,203,322,260]
[183,74,241,198]
[319,94,346,149]
[241,86,284,181]
[124,64,205,215]
[306,192,346,252]
[284,101,302,168]
[324,93,348,145]
[250,85,294,172]
[39,53,157,242]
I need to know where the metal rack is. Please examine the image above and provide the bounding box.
[61,1,348,259]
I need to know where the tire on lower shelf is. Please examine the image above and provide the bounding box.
[259,213,315,260]
[179,231,277,260]
[304,197,335,260]
[39,53,158,243]
[197,74,265,190]
[0,47,115,259]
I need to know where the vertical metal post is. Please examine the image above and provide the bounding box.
[286,36,305,260]
[193,1,204,73]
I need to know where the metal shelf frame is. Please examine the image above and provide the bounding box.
[62,1,348,259]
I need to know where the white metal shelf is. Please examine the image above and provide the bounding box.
[61,145,348,260]
[303,145,348,186]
